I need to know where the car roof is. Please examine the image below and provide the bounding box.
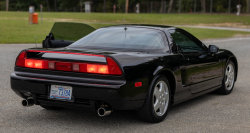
[102,24,180,31]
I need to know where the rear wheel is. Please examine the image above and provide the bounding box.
[136,75,171,123]
[40,105,63,110]
[217,61,235,95]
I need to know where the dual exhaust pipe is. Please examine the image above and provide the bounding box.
[21,98,112,117]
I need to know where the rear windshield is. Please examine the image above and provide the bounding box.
[69,27,166,50]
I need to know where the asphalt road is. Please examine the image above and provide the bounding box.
[1,38,250,133]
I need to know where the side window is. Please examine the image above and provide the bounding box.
[169,30,204,52]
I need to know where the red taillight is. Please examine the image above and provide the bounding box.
[15,51,122,75]
[106,57,122,75]
[24,59,48,69]
[87,64,109,74]
[87,64,98,73]
[97,65,109,74]
[16,51,27,67]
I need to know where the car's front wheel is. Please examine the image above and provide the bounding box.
[136,75,171,123]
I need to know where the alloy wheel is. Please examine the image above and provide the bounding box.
[225,63,235,91]
[153,81,169,116]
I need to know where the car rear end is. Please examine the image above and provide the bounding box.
[10,49,139,114]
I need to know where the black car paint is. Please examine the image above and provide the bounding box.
[10,25,238,110]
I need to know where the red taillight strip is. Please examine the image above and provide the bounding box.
[16,51,123,75]
[27,50,105,57]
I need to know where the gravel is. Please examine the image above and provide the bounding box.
[1,38,250,133]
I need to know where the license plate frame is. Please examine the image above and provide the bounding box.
[49,85,73,101]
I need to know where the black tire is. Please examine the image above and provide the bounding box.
[217,60,236,95]
[40,105,63,110]
[136,75,171,123]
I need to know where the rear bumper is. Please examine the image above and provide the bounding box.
[10,73,144,110]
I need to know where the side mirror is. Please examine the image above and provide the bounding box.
[209,45,219,53]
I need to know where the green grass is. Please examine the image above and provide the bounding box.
[0,12,250,43]
[1,12,250,25]
[178,27,250,40]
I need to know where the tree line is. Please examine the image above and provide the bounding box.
[0,0,249,13]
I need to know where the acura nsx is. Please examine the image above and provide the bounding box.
[10,23,238,123]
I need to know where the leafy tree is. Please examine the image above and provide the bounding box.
[54,0,57,11]
[167,0,173,13]
[0,0,248,13]
[0,1,6,11]
[58,0,78,12]
[200,0,205,12]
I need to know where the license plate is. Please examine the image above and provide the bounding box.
[50,85,72,100]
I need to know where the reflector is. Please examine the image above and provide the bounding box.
[135,82,142,87]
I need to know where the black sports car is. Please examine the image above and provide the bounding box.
[11,23,238,123]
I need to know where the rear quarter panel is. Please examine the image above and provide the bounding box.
[111,53,186,101]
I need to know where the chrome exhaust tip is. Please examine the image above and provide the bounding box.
[21,99,34,107]
[97,107,112,117]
